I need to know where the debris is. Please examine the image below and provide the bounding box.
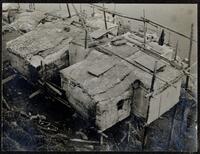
[70,138,99,144]
[30,114,46,121]
[111,39,127,46]
[38,124,58,133]
[75,130,88,140]
[29,89,41,99]
[2,97,11,110]
[11,121,17,127]
[19,111,29,118]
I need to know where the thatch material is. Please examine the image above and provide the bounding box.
[8,11,46,33]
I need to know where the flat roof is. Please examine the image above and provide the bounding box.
[60,41,181,104]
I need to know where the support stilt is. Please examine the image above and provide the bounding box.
[142,61,158,150]
[168,105,177,148]
[185,24,194,90]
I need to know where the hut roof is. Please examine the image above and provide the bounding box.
[60,40,181,105]
[6,19,84,65]
[9,11,46,32]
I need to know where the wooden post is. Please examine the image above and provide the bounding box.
[150,61,158,92]
[41,61,43,81]
[127,122,131,142]
[85,30,88,49]
[66,4,71,18]
[80,4,82,13]
[168,32,171,45]
[174,40,178,61]
[100,134,104,145]
[142,61,157,150]
[103,4,108,30]
[185,24,194,90]
[168,105,177,148]
[143,9,146,48]
[18,3,20,9]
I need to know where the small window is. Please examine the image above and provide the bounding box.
[117,100,124,110]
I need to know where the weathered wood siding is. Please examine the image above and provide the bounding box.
[147,80,182,124]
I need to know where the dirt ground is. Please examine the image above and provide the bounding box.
[2,30,197,152]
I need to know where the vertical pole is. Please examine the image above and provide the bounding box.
[150,61,158,92]
[142,61,157,150]
[41,61,43,80]
[127,122,131,142]
[85,30,87,49]
[174,40,178,61]
[185,24,194,90]
[168,32,171,45]
[143,9,146,48]
[18,3,20,9]
[80,4,82,13]
[103,4,108,30]
[66,4,71,18]
[100,134,104,145]
[168,104,178,149]
[59,4,62,10]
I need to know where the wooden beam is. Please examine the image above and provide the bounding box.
[66,4,71,18]
[174,40,178,61]
[29,89,41,99]
[97,130,108,138]
[143,9,146,47]
[2,97,11,110]
[2,74,16,84]
[45,82,63,96]
[102,4,108,30]
[85,29,88,49]
[70,138,99,144]
[142,61,157,149]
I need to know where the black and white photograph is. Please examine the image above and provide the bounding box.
[1,2,198,152]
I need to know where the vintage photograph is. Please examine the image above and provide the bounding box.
[1,3,197,151]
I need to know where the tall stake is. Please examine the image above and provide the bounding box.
[185,23,194,90]
[168,32,171,45]
[142,61,157,150]
[167,104,177,148]
[80,4,82,13]
[85,30,88,49]
[103,4,108,30]
[174,40,178,61]
[143,9,146,48]
[66,4,71,18]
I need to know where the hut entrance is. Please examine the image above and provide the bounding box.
[131,80,148,119]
